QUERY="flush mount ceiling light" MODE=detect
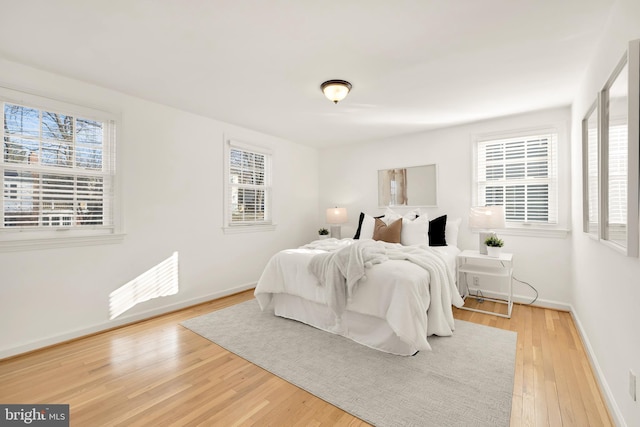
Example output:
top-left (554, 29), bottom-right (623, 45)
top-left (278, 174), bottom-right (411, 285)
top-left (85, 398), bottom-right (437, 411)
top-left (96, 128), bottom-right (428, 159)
top-left (321, 79), bottom-right (352, 104)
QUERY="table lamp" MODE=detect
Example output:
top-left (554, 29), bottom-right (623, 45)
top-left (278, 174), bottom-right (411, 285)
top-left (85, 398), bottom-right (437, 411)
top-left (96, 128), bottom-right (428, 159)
top-left (326, 207), bottom-right (348, 239)
top-left (469, 206), bottom-right (506, 254)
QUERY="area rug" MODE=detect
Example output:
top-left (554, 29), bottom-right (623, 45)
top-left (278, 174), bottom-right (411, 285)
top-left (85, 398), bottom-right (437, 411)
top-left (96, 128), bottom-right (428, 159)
top-left (182, 300), bottom-right (516, 427)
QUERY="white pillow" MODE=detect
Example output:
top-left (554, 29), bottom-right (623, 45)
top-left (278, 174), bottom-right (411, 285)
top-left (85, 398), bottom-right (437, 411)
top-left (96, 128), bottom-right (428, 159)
top-left (358, 214), bottom-right (377, 239)
top-left (445, 217), bottom-right (462, 247)
top-left (383, 207), bottom-right (428, 245)
top-left (381, 207), bottom-right (402, 225)
top-left (382, 207), bottom-right (421, 224)
top-left (402, 215), bottom-right (429, 246)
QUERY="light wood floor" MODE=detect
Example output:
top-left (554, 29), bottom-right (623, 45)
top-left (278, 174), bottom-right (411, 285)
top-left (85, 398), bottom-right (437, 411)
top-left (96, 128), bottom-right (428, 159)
top-left (0, 290), bottom-right (612, 426)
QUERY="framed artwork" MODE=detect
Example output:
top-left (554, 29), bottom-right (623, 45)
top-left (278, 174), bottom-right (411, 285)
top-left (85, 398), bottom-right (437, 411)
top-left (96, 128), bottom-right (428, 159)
top-left (378, 164), bottom-right (437, 207)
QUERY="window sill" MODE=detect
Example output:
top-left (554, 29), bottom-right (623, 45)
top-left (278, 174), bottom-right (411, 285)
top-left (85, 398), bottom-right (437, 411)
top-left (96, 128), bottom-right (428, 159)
top-left (497, 227), bottom-right (570, 239)
top-left (222, 223), bottom-right (277, 234)
top-left (0, 232), bottom-right (125, 252)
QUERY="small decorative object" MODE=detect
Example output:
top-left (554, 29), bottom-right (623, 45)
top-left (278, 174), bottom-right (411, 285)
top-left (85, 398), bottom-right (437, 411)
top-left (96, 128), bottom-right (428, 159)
top-left (318, 228), bottom-right (329, 239)
top-left (484, 235), bottom-right (504, 257)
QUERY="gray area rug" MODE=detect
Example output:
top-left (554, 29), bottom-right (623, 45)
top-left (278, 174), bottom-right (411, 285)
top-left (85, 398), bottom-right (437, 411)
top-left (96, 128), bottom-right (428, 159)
top-left (182, 300), bottom-right (516, 427)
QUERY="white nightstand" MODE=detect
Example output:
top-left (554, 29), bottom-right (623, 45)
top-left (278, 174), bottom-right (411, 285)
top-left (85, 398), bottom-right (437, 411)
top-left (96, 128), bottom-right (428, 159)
top-left (456, 249), bottom-right (513, 318)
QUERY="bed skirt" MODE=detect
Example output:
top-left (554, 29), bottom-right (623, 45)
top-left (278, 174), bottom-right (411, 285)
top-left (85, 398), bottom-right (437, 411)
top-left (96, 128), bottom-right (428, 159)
top-left (272, 293), bottom-right (418, 356)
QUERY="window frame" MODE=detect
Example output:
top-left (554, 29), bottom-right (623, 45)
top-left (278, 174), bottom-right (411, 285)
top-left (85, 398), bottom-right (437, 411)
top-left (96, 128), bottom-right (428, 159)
top-left (222, 138), bottom-right (275, 234)
top-left (0, 85), bottom-right (123, 251)
top-left (472, 127), bottom-right (565, 237)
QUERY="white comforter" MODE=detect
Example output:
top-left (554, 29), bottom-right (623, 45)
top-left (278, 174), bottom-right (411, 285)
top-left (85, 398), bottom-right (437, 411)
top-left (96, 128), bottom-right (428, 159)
top-left (254, 238), bottom-right (464, 351)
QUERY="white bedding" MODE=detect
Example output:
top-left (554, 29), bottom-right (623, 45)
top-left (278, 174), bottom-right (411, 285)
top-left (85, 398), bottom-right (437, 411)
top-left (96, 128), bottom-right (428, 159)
top-left (254, 238), bottom-right (464, 354)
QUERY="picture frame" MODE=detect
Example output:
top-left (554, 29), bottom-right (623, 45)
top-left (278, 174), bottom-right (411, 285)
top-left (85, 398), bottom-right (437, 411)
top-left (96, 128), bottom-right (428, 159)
top-left (378, 164), bottom-right (437, 207)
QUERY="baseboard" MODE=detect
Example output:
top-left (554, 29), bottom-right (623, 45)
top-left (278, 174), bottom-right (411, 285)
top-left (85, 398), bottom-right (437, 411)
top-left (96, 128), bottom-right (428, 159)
top-left (569, 306), bottom-right (625, 427)
top-left (469, 289), bottom-right (572, 311)
top-left (0, 282), bottom-right (256, 360)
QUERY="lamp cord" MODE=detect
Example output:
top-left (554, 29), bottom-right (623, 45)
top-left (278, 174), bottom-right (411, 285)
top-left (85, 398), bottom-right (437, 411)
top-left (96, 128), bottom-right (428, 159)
top-left (499, 260), bottom-right (538, 305)
top-left (462, 264), bottom-right (538, 305)
top-left (513, 275), bottom-right (538, 305)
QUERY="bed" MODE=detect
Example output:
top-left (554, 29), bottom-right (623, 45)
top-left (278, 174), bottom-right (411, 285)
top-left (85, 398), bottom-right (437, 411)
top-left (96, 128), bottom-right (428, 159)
top-left (254, 210), bottom-right (465, 356)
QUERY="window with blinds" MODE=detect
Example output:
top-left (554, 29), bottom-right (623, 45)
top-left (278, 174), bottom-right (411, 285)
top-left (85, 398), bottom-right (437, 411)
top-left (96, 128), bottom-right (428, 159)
top-left (476, 133), bottom-right (558, 225)
top-left (225, 141), bottom-right (271, 228)
top-left (1, 99), bottom-right (116, 235)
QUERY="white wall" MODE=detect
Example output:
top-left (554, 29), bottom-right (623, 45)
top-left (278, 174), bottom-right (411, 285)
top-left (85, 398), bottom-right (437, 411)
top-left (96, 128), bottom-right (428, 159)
top-left (319, 106), bottom-right (572, 307)
top-left (0, 58), bottom-right (319, 358)
top-left (570, 0), bottom-right (640, 425)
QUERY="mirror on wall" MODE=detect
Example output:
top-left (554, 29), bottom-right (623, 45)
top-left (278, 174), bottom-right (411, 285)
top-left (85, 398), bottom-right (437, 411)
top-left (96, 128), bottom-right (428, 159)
top-left (584, 38), bottom-right (640, 257)
top-left (604, 58), bottom-right (629, 248)
top-left (582, 100), bottom-right (599, 236)
top-left (378, 164), bottom-right (437, 207)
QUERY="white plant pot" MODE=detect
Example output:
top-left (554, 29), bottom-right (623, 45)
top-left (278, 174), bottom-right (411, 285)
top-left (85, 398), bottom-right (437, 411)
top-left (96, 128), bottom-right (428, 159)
top-left (486, 246), bottom-right (501, 257)
top-left (318, 235), bottom-right (328, 240)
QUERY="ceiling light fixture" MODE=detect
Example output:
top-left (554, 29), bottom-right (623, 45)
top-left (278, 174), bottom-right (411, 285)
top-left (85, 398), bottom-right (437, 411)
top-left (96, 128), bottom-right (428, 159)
top-left (321, 79), bottom-right (352, 104)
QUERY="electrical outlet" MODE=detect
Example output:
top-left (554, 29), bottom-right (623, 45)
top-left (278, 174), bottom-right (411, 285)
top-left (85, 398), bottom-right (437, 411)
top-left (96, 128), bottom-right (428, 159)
top-left (630, 370), bottom-right (637, 402)
top-left (472, 276), bottom-right (480, 287)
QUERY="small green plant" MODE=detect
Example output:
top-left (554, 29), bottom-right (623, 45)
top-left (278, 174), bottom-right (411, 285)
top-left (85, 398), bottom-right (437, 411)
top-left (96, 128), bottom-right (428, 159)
top-left (484, 235), bottom-right (504, 247)
top-left (318, 228), bottom-right (329, 235)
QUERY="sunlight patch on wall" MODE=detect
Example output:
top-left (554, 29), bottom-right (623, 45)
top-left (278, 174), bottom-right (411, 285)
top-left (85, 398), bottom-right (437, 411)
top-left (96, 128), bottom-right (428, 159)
top-left (109, 252), bottom-right (179, 320)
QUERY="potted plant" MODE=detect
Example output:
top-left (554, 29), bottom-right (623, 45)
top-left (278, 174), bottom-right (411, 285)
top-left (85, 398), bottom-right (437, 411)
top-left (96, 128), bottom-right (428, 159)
top-left (484, 235), bottom-right (504, 257)
top-left (318, 228), bottom-right (329, 239)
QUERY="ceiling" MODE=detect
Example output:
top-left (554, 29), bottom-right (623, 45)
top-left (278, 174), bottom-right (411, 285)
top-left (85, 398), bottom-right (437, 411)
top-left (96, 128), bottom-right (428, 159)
top-left (0, 0), bottom-right (614, 148)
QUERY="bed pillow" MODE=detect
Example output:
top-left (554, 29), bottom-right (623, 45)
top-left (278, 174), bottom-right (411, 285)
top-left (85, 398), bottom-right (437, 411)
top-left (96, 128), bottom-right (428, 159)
top-left (401, 215), bottom-right (429, 246)
top-left (372, 218), bottom-right (402, 243)
top-left (381, 207), bottom-right (401, 225)
top-left (353, 212), bottom-right (384, 239)
top-left (382, 207), bottom-right (420, 224)
top-left (445, 217), bottom-right (462, 247)
top-left (354, 208), bottom-right (423, 240)
top-left (428, 215), bottom-right (447, 246)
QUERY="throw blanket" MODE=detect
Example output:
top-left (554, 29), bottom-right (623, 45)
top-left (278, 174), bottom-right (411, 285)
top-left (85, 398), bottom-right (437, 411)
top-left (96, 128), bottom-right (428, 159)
top-left (308, 239), bottom-right (463, 336)
top-left (308, 239), bottom-right (388, 319)
top-left (386, 244), bottom-right (464, 335)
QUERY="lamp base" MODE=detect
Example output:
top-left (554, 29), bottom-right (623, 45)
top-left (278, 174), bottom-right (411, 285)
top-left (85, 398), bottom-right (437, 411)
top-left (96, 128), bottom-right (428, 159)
top-left (330, 225), bottom-right (342, 240)
top-left (479, 231), bottom-right (496, 255)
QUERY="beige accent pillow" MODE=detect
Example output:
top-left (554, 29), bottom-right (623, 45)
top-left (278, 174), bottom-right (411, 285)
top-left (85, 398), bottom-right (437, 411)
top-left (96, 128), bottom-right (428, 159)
top-left (372, 218), bottom-right (402, 243)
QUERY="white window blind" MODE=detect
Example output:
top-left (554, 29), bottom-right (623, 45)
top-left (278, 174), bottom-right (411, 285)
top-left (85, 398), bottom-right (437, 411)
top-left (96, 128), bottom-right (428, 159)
top-left (225, 141), bottom-right (271, 227)
top-left (476, 133), bottom-right (558, 224)
top-left (2, 101), bottom-right (116, 233)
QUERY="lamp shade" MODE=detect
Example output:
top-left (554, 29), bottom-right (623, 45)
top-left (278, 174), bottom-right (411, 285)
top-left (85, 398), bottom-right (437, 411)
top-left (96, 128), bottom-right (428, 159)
top-left (326, 207), bottom-right (348, 224)
top-left (469, 206), bottom-right (506, 229)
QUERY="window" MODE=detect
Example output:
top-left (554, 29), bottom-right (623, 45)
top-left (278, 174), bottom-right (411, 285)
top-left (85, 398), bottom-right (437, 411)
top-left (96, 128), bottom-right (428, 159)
top-left (475, 132), bottom-right (558, 226)
top-left (1, 88), bottom-right (118, 247)
top-left (223, 139), bottom-right (273, 232)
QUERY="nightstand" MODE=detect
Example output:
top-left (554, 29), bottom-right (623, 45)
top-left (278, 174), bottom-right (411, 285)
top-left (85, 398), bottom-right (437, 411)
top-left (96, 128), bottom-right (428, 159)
top-left (456, 249), bottom-right (513, 318)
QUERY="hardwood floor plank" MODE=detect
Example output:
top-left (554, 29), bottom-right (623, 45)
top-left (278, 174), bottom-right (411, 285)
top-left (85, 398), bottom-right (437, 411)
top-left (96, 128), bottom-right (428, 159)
top-left (0, 290), bottom-right (612, 426)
